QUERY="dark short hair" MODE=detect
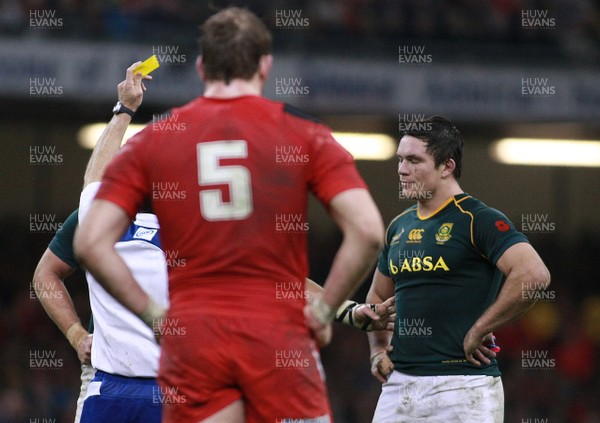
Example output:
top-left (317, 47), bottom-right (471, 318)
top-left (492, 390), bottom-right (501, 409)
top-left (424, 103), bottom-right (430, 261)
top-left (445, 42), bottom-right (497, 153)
top-left (199, 7), bottom-right (272, 84)
top-left (402, 116), bottom-right (464, 179)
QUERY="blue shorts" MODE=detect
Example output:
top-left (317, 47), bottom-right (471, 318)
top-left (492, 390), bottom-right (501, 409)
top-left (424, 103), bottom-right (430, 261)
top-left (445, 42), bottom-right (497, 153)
top-left (80, 370), bottom-right (162, 423)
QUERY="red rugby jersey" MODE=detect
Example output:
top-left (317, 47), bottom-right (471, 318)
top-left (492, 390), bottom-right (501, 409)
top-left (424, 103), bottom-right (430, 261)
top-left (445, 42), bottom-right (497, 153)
top-left (96, 95), bottom-right (367, 318)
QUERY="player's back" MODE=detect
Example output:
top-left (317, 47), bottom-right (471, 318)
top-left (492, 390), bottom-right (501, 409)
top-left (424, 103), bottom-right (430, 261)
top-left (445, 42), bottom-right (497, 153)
top-left (79, 183), bottom-right (168, 377)
top-left (129, 95), bottom-right (361, 318)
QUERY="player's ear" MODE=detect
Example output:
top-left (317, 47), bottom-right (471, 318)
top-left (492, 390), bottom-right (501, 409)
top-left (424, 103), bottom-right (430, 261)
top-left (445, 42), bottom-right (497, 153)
top-left (441, 159), bottom-right (456, 178)
top-left (258, 54), bottom-right (273, 82)
top-left (196, 55), bottom-right (206, 80)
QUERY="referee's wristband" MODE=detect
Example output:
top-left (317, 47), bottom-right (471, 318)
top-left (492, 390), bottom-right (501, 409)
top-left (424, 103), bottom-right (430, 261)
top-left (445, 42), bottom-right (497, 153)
top-left (139, 298), bottom-right (166, 328)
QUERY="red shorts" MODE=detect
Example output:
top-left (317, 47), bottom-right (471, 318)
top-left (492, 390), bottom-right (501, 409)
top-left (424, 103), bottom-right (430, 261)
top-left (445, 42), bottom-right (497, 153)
top-left (158, 307), bottom-right (332, 422)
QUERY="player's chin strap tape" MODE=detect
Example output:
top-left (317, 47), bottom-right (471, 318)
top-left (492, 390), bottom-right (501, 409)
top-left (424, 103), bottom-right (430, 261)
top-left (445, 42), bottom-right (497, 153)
top-left (334, 301), bottom-right (376, 331)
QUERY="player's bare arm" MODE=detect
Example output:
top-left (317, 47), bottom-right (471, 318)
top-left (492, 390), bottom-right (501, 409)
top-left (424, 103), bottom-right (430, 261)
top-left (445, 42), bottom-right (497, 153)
top-left (463, 242), bottom-right (550, 366)
top-left (33, 248), bottom-right (92, 364)
top-left (305, 278), bottom-right (395, 331)
top-left (305, 188), bottom-right (384, 346)
top-left (82, 62), bottom-right (150, 188)
top-left (366, 269), bottom-right (395, 383)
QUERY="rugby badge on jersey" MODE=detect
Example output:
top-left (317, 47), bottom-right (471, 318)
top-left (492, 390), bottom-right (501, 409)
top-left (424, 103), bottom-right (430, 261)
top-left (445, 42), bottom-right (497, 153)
top-left (435, 223), bottom-right (453, 244)
top-left (391, 227), bottom-right (405, 245)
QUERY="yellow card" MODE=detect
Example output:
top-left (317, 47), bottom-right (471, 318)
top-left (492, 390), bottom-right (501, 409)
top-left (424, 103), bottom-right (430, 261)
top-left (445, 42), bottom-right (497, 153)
top-left (133, 55), bottom-right (160, 76)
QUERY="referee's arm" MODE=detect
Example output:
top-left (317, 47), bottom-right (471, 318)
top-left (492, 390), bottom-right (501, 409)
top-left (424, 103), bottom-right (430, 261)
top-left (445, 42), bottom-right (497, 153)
top-left (82, 62), bottom-right (148, 189)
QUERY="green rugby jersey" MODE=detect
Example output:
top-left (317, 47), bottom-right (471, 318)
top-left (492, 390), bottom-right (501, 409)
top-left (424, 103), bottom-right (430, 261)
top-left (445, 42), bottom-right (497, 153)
top-left (48, 209), bottom-right (79, 268)
top-left (377, 193), bottom-right (528, 376)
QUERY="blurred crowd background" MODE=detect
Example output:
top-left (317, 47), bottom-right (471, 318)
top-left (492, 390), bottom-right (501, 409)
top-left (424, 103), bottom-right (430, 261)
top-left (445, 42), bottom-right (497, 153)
top-left (1, 0), bottom-right (598, 59)
top-left (1, 0), bottom-right (599, 422)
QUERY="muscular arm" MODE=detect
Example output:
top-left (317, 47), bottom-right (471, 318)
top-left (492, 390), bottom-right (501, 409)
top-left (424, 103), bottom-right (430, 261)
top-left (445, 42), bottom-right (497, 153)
top-left (366, 269), bottom-right (395, 382)
top-left (33, 249), bottom-right (91, 363)
top-left (464, 242), bottom-right (550, 365)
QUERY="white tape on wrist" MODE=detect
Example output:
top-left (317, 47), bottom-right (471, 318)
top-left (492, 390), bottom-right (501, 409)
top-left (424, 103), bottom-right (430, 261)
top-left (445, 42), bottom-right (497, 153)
top-left (334, 300), bottom-right (358, 326)
top-left (65, 322), bottom-right (88, 349)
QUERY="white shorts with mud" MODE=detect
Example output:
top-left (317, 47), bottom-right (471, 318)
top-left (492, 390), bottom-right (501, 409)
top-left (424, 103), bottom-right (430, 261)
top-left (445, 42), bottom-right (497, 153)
top-left (372, 370), bottom-right (504, 423)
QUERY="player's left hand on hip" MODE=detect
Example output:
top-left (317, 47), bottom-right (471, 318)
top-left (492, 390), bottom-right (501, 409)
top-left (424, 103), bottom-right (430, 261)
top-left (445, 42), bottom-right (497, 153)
top-left (463, 329), bottom-right (497, 366)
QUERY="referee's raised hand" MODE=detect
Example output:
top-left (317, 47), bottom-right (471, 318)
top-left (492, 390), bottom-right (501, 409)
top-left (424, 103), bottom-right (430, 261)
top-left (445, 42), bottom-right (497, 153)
top-left (117, 62), bottom-right (153, 112)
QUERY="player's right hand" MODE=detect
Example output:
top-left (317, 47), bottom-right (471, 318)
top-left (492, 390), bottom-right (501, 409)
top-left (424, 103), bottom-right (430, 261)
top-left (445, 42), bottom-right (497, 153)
top-left (117, 62), bottom-right (153, 112)
top-left (355, 296), bottom-right (396, 331)
top-left (370, 345), bottom-right (394, 383)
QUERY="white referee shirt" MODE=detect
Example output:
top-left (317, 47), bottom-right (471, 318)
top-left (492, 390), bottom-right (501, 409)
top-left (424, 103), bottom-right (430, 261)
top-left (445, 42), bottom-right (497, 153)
top-left (79, 182), bottom-right (168, 377)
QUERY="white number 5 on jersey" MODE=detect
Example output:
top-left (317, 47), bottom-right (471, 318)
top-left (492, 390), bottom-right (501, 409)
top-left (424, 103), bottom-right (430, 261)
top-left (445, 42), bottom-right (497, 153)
top-left (197, 140), bottom-right (253, 221)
